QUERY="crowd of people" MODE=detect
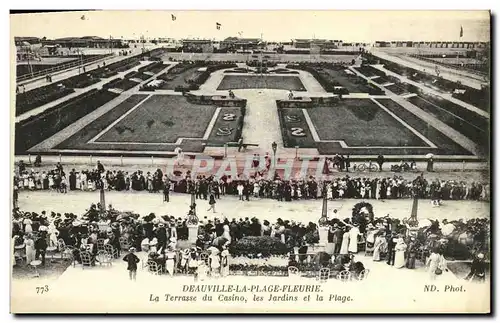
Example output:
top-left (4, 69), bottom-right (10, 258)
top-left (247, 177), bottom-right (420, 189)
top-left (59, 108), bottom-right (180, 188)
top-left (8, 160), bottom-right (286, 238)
top-left (14, 160), bottom-right (490, 204)
top-left (12, 196), bottom-right (489, 282)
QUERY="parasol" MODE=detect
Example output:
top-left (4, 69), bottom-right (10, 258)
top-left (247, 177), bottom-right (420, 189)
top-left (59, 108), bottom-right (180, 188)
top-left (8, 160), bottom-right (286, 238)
top-left (425, 153), bottom-right (434, 159)
top-left (212, 236), bottom-right (228, 247)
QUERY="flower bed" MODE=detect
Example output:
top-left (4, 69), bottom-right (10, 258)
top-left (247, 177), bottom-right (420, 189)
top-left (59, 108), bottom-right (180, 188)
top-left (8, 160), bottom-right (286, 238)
top-left (15, 89), bottom-right (119, 153)
top-left (16, 83), bottom-right (75, 116)
top-left (229, 236), bottom-right (289, 257)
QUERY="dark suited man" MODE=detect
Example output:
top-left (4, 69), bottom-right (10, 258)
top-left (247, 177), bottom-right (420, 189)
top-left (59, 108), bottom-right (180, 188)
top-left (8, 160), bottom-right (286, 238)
top-left (163, 178), bottom-right (170, 202)
top-left (35, 231), bottom-right (48, 266)
top-left (386, 233), bottom-right (397, 266)
top-left (377, 155), bottom-right (385, 172)
top-left (333, 224), bottom-right (343, 254)
top-left (156, 223), bottom-right (168, 252)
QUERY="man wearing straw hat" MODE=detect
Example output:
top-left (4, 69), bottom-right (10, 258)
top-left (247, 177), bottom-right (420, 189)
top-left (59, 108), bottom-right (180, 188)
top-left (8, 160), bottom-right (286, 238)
top-left (123, 247), bottom-right (140, 281)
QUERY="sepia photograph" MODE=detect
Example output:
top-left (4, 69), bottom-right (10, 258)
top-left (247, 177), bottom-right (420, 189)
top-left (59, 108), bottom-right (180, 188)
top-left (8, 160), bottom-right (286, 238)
top-left (9, 9), bottom-right (491, 314)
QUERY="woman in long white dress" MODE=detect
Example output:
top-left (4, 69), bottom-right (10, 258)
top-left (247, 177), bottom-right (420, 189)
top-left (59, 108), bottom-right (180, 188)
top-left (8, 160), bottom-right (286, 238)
top-left (165, 246), bottom-right (176, 277)
top-left (220, 244), bottom-right (230, 277)
top-left (24, 218), bottom-right (33, 234)
top-left (339, 228), bottom-right (350, 255)
top-left (24, 234), bottom-right (36, 265)
top-left (222, 225), bottom-right (231, 243)
top-left (426, 249), bottom-right (446, 280)
top-left (394, 237), bottom-right (407, 268)
top-left (372, 233), bottom-right (386, 261)
top-left (348, 225), bottom-right (360, 254)
top-left (48, 175), bottom-right (55, 190)
top-left (12, 236), bottom-right (18, 267)
top-left (208, 249), bottom-right (221, 278)
top-left (48, 223), bottom-right (59, 248)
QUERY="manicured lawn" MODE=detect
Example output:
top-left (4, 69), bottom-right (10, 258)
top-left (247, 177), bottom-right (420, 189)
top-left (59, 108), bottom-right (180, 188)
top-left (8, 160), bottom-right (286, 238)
top-left (217, 75), bottom-right (306, 91)
top-left (308, 99), bottom-right (428, 147)
top-left (55, 95), bottom-right (214, 153)
top-left (56, 94), bottom-right (149, 149)
top-left (95, 95), bottom-right (216, 143)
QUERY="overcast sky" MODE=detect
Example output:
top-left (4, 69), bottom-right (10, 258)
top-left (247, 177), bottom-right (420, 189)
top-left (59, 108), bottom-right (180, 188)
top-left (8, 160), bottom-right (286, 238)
top-left (10, 10), bottom-right (490, 42)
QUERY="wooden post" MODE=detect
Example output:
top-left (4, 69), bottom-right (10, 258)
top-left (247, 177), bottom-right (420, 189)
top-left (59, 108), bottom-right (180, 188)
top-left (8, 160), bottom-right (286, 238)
top-left (462, 160), bottom-right (466, 172)
top-left (121, 155), bottom-right (123, 166)
top-left (59, 154), bottom-right (62, 163)
top-left (151, 156), bottom-right (154, 166)
top-left (28, 154), bottom-right (31, 164)
top-left (224, 143), bottom-right (228, 159)
top-left (90, 155), bottom-right (93, 165)
top-left (295, 146), bottom-right (299, 160)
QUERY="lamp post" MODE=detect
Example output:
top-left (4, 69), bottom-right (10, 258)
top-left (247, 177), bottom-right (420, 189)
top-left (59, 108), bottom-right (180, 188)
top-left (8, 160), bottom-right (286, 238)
top-left (317, 183), bottom-right (329, 251)
top-left (271, 141), bottom-right (277, 169)
top-left (99, 179), bottom-right (106, 216)
top-left (187, 185), bottom-right (199, 244)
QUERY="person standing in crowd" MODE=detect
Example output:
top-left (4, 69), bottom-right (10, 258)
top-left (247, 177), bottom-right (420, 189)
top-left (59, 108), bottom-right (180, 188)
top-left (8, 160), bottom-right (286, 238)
top-left (348, 223), bottom-right (360, 254)
top-left (123, 247), bottom-right (140, 281)
top-left (165, 245), bottom-right (177, 277)
top-left (339, 227), bottom-right (350, 255)
top-left (426, 248), bottom-right (447, 280)
top-left (386, 233), bottom-right (397, 266)
top-left (35, 228), bottom-right (48, 266)
top-left (235, 182), bottom-right (243, 201)
top-left (333, 224), bottom-right (344, 255)
top-left (394, 235), bottom-right (407, 268)
top-left (377, 154), bottom-right (385, 172)
top-left (372, 232), bottom-right (386, 261)
top-left (464, 253), bottom-right (486, 282)
top-left (345, 155), bottom-right (351, 172)
top-left (96, 161), bottom-right (105, 174)
top-left (427, 156), bottom-right (434, 172)
top-left (163, 176), bottom-right (170, 202)
top-left (24, 233), bottom-right (36, 265)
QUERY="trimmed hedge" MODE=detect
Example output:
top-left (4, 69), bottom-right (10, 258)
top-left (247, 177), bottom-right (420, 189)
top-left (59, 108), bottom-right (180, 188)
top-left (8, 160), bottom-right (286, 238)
top-left (229, 236), bottom-right (289, 257)
top-left (16, 84), bottom-right (75, 116)
top-left (15, 89), bottom-right (119, 153)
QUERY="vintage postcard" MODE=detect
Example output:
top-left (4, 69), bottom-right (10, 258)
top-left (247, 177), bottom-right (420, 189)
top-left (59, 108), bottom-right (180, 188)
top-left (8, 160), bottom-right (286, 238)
top-left (10, 10), bottom-right (491, 314)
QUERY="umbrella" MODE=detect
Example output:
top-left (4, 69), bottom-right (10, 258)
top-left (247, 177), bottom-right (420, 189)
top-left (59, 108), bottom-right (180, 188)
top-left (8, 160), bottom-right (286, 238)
top-left (212, 236), bottom-right (228, 247)
top-left (441, 224), bottom-right (456, 236)
top-left (425, 153), bottom-right (434, 159)
top-left (417, 218), bottom-right (432, 228)
top-left (207, 246), bottom-right (219, 254)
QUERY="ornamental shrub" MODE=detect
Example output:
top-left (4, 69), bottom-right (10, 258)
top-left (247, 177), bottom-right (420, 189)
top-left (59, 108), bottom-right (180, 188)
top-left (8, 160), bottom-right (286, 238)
top-left (229, 236), bottom-right (289, 257)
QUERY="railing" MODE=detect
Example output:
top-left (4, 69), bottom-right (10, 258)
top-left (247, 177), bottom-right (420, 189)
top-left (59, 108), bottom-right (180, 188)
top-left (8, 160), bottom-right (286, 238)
top-left (16, 54), bottom-right (114, 83)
